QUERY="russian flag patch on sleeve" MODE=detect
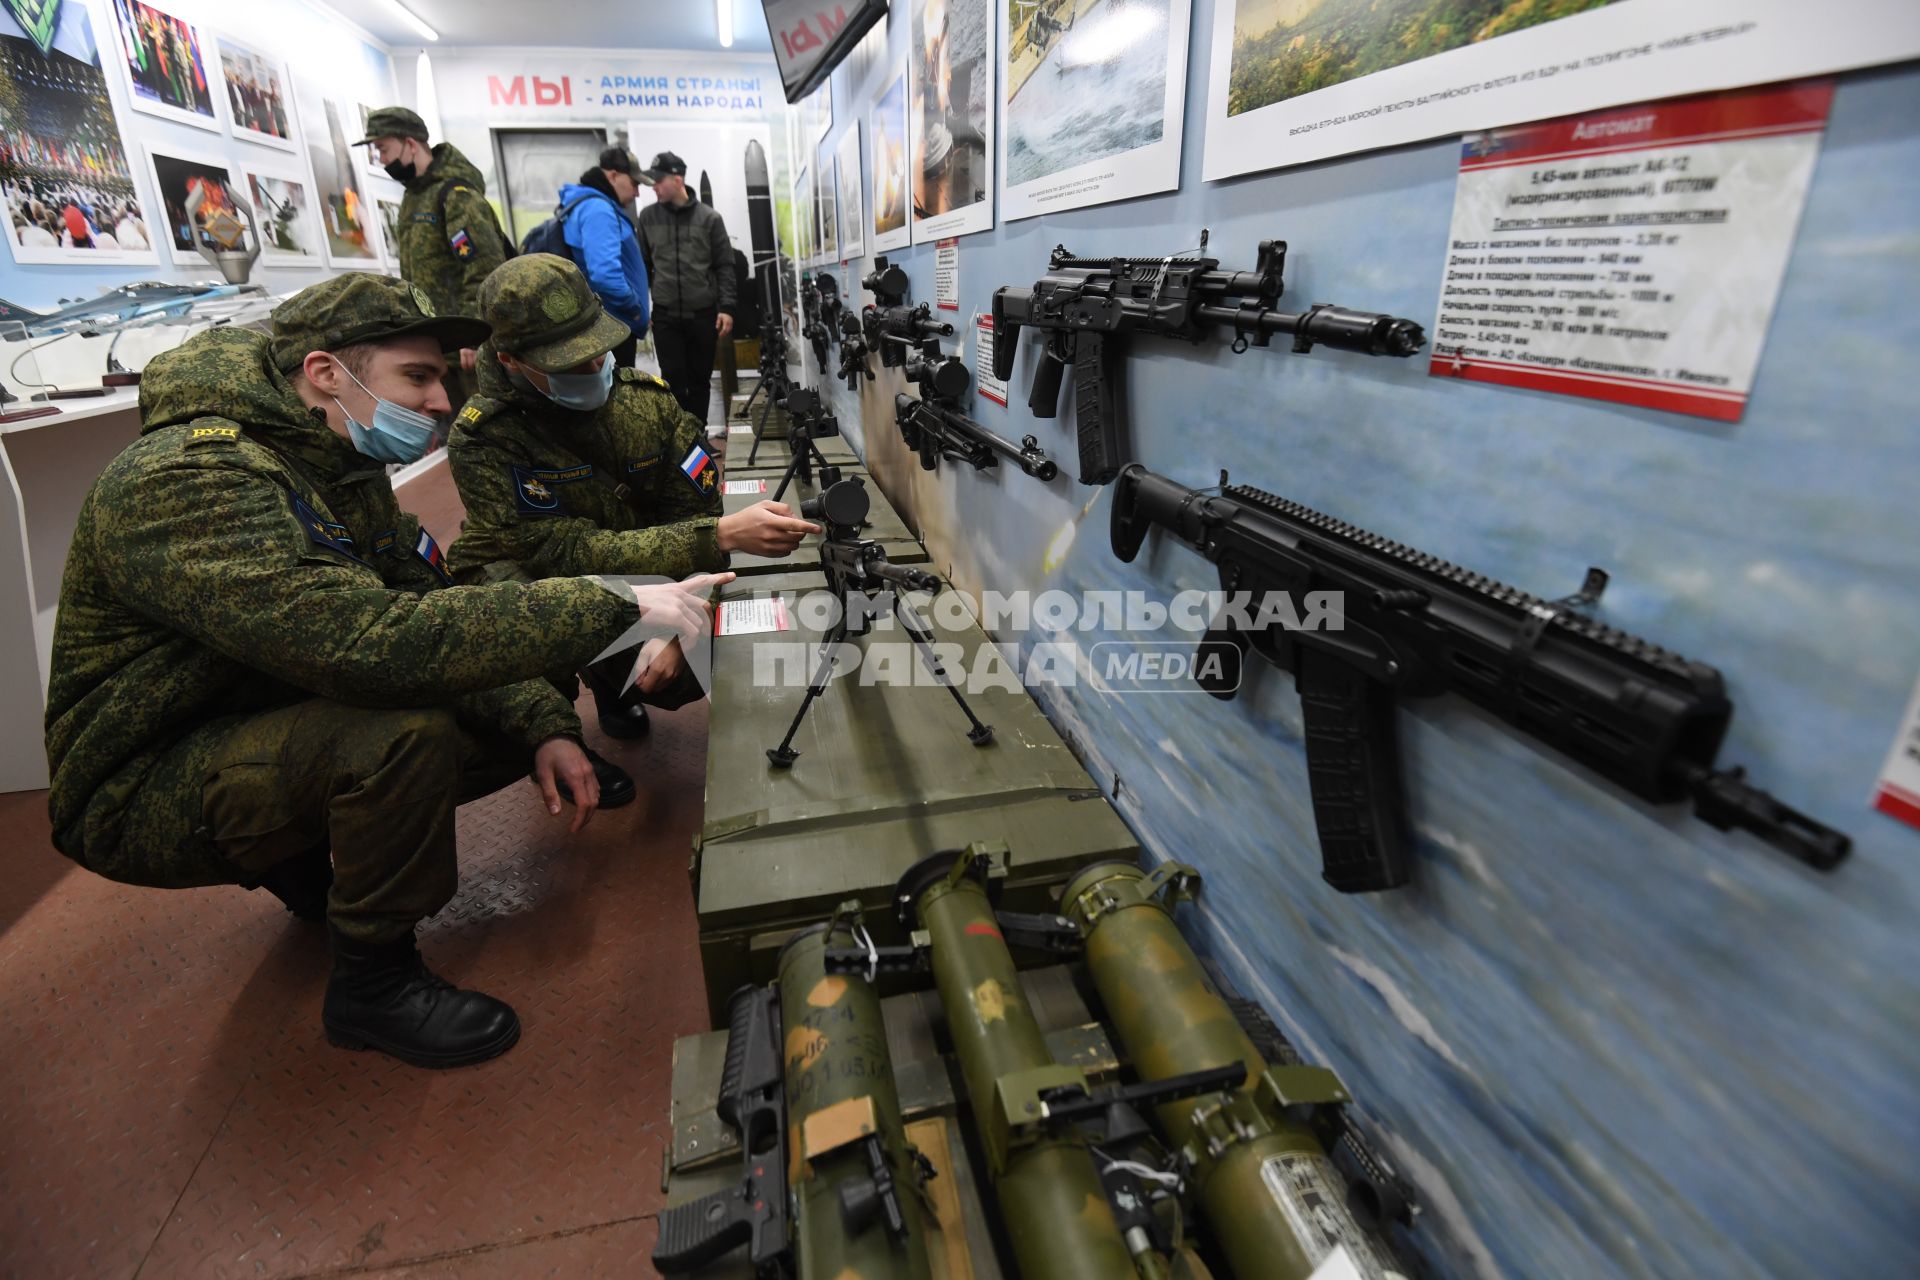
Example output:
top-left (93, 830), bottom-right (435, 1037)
top-left (679, 443), bottom-right (718, 496)
top-left (415, 528), bottom-right (451, 584)
top-left (450, 228), bottom-right (473, 259)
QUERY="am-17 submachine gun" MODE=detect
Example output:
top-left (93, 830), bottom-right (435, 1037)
top-left (992, 237), bottom-right (1427, 484)
top-left (894, 346), bottom-right (1058, 481)
top-left (859, 257), bottom-right (953, 372)
top-left (1110, 464), bottom-right (1852, 892)
top-left (652, 984), bottom-right (790, 1275)
top-left (766, 478), bottom-right (994, 768)
top-left (653, 912), bottom-right (942, 1279)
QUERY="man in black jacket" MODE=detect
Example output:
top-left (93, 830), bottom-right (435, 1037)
top-left (636, 151), bottom-right (737, 420)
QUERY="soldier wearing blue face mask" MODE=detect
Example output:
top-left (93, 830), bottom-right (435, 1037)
top-left (43, 272), bottom-right (735, 1069)
top-left (447, 256), bottom-right (817, 761)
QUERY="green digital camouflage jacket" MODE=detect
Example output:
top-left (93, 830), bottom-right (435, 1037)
top-left (445, 349), bottom-right (725, 583)
top-left (44, 327), bottom-right (639, 867)
top-left (397, 144), bottom-right (511, 318)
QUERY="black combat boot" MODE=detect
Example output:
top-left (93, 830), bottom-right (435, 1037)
top-left (256, 848), bottom-right (333, 921)
top-left (579, 662), bottom-right (651, 740)
top-left (322, 930), bottom-right (520, 1068)
top-left (557, 747), bottom-right (636, 809)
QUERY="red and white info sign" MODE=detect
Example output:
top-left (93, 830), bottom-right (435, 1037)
top-left (1429, 81), bottom-right (1832, 421)
top-left (1873, 675), bottom-right (1920, 833)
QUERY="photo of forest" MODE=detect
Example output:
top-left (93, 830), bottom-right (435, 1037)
top-left (1228, 0), bottom-right (1623, 117)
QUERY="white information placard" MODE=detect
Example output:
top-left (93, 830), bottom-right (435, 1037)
top-left (973, 314), bottom-right (1008, 407)
top-left (715, 596), bottom-right (792, 637)
top-left (1873, 674), bottom-right (1920, 834)
top-left (935, 239), bottom-right (960, 313)
top-left (723, 479), bottom-right (768, 496)
top-left (1428, 81), bottom-right (1829, 422)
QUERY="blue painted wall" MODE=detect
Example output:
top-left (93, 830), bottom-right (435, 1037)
top-left (805, 5), bottom-right (1920, 1277)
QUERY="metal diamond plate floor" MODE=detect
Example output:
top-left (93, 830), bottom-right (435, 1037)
top-left (1, 460), bottom-right (713, 1279)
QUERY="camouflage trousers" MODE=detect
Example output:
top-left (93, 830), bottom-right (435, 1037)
top-left (100, 699), bottom-right (531, 944)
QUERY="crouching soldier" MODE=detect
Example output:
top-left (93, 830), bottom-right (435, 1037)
top-left (44, 274), bottom-right (728, 1068)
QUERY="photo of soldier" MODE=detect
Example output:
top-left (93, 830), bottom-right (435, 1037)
top-left (217, 36), bottom-right (293, 148)
top-left (146, 149), bottom-right (238, 256)
top-left (109, 0), bottom-right (217, 128)
top-left (1, 0), bottom-right (156, 263)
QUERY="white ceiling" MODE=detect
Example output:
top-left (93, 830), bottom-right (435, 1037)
top-left (319, 0), bottom-right (775, 53)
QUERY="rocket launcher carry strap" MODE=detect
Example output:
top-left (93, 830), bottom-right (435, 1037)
top-left (652, 985), bottom-right (790, 1274)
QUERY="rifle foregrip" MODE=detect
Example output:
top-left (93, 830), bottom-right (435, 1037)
top-left (1073, 332), bottom-right (1119, 485)
top-left (715, 984), bottom-right (763, 1128)
top-left (652, 1189), bottom-right (751, 1273)
top-left (1296, 648), bottom-right (1411, 892)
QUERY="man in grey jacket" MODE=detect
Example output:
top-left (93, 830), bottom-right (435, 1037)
top-left (636, 151), bottom-right (737, 420)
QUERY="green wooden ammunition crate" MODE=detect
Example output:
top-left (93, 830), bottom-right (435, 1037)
top-left (695, 573), bottom-right (1138, 1024)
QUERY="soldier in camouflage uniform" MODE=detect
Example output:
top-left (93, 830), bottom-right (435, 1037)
top-left (44, 274), bottom-right (729, 1069)
top-left (356, 106), bottom-right (511, 405)
top-left (448, 255), bottom-right (816, 746)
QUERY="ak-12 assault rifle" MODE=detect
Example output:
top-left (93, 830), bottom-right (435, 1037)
top-left (1110, 464), bottom-right (1851, 892)
top-left (836, 313), bottom-right (875, 391)
top-left (992, 237), bottom-right (1427, 485)
top-left (652, 985), bottom-right (789, 1274)
top-left (802, 271), bottom-right (844, 367)
top-left (860, 255), bottom-right (953, 370)
top-left (894, 348), bottom-right (1058, 481)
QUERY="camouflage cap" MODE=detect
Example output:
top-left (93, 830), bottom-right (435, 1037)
top-left (479, 254), bottom-right (632, 373)
top-left (268, 274), bottom-right (491, 372)
top-left (353, 106), bottom-right (429, 145)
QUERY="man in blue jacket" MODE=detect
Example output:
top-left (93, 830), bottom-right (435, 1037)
top-left (557, 148), bottom-right (651, 368)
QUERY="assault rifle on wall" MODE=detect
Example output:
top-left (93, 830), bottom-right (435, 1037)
top-left (1109, 464), bottom-right (1852, 892)
top-left (992, 237), bottom-right (1427, 484)
top-left (861, 255), bottom-right (953, 371)
top-left (894, 348), bottom-right (1058, 481)
top-left (836, 313), bottom-right (874, 391)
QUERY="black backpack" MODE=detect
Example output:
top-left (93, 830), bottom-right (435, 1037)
top-left (518, 193), bottom-right (596, 263)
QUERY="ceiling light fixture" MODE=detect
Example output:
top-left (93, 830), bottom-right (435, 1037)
top-left (381, 0), bottom-right (439, 43)
top-left (716, 0), bottom-right (733, 48)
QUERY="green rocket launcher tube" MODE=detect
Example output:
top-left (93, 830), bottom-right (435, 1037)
top-left (897, 848), bottom-right (1150, 1280)
top-left (776, 918), bottom-right (937, 1280)
top-left (1062, 860), bottom-right (1407, 1280)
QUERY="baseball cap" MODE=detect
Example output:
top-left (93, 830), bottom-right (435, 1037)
top-left (595, 147), bottom-right (648, 185)
top-left (269, 276), bottom-right (489, 372)
top-left (353, 106), bottom-right (429, 146)
top-left (641, 151), bottom-right (688, 184)
top-left (479, 254), bottom-right (632, 374)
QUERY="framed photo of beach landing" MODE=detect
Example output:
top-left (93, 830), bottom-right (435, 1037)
top-left (212, 31), bottom-right (298, 153)
top-left (999, 0), bottom-right (1192, 221)
top-left (1, 0), bottom-right (161, 265)
top-left (108, 0), bottom-right (223, 133)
